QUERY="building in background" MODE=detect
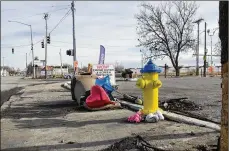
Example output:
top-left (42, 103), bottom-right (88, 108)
top-left (53, 66), bottom-right (68, 76)
top-left (1, 68), bottom-right (9, 77)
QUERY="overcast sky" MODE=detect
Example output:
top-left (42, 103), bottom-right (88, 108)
top-left (1, 1), bottom-right (220, 70)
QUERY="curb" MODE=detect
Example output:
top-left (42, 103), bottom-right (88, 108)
top-left (120, 101), bottom-right (220, 131)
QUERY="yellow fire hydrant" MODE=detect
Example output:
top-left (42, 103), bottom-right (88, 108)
top-left (136, 59), bottom-right (162, 115)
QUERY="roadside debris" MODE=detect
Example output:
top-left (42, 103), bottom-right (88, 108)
top-left (100, 135), bottom-right (164, 151)
top-left (127, 110), bottom-right (164, 123)
top-left (123, 94), bottom-right (143, 105)
top-left (66, 141), bottom-right (75, 144)
top-left (196, 144), bottom-right (211, 151)
top-left (127, 111), bottom-right (142, 123)
top-left (84, 102), bottom-right (122, 111)
top-left (159, 97), bottom-right (202, 112)
top-left (85, 85), bottom-right (115, 108)
top-left (71, 75), bottom-right (122, 111)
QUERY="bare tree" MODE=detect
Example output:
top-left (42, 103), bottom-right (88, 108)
top-left (26, 62), bottom-right (33, 76)
top-left (136, 1), bottom-right (198, 76)
top-left (115, 65), bottom-right (124, 72)
top-left (115, 63), bottom-right (124, 73)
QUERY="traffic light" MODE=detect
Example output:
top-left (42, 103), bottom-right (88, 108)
top-left (41, 41), bottom-right (44, 48)
top-left (12, 48), bottom-right (14, 54)
top-left (47, 35), bottom-right (50, 44)
top-left (66, 50), bottom-right (73, 56)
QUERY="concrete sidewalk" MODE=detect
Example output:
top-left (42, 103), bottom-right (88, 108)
top-left (1, 83), bottom-right (219, 151)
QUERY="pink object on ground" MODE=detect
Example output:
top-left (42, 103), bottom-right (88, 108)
top-left (127, 111), bottom-right (142, 123)
top-left (86, 85), bottom-right (115, 108)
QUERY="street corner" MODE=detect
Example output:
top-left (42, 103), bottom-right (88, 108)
top-left (0, 79), bottom-right (221, 151)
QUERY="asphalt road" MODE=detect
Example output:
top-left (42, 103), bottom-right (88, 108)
top-left (1, 76), bottom-right (70, 91)
top-left (1, 76), bottom-right (70, 106)
top-left (1, 76), bottom-right (22, 91)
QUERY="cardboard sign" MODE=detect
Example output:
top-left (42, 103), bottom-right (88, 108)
top-left (92, 64), bottom-right (116, 85)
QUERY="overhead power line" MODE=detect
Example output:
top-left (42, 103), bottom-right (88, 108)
top-left (1, 44), bottom-right (32, 48)
top-left (50, 4), bottom-right (71, 8)
top-left (1, 37), bottom-right (138, 48)
top-left (1, 39), bottom-right (43, 48)
top-left (47, 7), bottom-right (69, 14)
top-left (10, 7), bottom-right (69, 20)
top-left (48, 44), bottom-right (138, 48)
top-left (49, 9), bottom-right (71, 34)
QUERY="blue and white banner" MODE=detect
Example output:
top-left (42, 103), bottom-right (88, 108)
top-left (98, 45), bottom-right (105, 64)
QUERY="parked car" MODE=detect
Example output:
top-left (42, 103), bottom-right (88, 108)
top-left (64, 73), bottom-right (74, 79)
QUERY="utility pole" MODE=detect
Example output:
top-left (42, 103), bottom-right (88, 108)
top-left (197, 21), bottom-right (200, 76)
top-left (164, 64), bottom-right (167, 78)
top-left (2, 57), bottom-right (4, 71)
top-left (193, 18), bottom-right (204, 76)
top-left (210, 35), bottom-right (213, 66)
top-left (26, 53), bottom-right (28, 68)
top-left (71, 1), bottom-right (77, 75)
top-left (30, 26), bottom-right (35, 79)
top-left (59, 49), bottom-right (63, 76)
top-left (26, 53), bottom-right (28, 77)
top-left (44, 13), bottom-right (49, 79)
top-left (204, 22), bottom-right (207, 77)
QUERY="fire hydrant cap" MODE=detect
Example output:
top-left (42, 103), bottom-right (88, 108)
top-left (140, 59), bottom-right (161, 73)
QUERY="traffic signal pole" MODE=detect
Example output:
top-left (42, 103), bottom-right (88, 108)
top-left (44, 13), bottom-right (48, 79)
top-left (8, 20), bottom-right (35, 78)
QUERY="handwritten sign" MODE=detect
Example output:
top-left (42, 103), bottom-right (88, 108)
top-left (92, 64), bottom-right (116, 85)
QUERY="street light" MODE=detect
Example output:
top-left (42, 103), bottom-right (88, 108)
top-left (8, 20), bottom-right (35, 79)
top-left (207, 27), bottom-right (219, 67)
top-left (193, 18), bottom-right (204, 76)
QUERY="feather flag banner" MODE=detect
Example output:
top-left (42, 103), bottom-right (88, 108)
top-left (98, 45), bottom-right (105, 64)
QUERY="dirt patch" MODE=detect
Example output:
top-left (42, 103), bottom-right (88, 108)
top-left (100, 135), bottom-right (164, 151)
top-left (159, 97), bottom-right (202, 112)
